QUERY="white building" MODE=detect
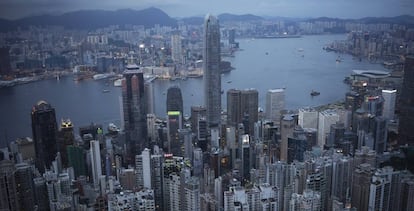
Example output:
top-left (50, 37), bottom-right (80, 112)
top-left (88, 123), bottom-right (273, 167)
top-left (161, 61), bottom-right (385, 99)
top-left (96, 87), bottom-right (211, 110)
top-left (90, 140), bottom-right (102, 189)
top-left (318, 109), bottom-right (340, 147)
top-left (381, 89), bottom-right (397, 120)
top-left (265, 89), bottom-right (285, 123)
top-left (298, 107), bottom-right (318, 129)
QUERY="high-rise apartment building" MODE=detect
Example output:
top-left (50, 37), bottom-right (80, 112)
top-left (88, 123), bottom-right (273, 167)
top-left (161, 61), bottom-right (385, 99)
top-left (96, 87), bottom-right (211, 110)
top-left (204, 14), bottom-right (221, 128)
top-left (265, 88), bottom-right (285, 123)
top-left (171, 33), bottom-right (183, 64)
top-left (399, 56), bottom-right (414, 145)
top-left (122, 65), bottom-right (148, 163)
top-left (31, 100), bottom-right (58, 173)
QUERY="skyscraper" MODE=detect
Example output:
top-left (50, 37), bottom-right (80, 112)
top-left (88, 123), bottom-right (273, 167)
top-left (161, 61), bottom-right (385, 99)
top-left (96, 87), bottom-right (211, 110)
top-left (166, 86), bottom-right (183, 155)
top-left (0, 159), bottom-right (18, 210)
top-left (381, 89), bottom-right (397, 120)
top-left (31, 100), bottom-right (58, 173)
top-left (204, 14), bottom-right (221, 128)
top-left (227, 89), bottom-right (258, 135)
top-left (171, 32), bottom-right (183, 64)
top-left (122, 65), bottom-right (148, 163)
top-left (280, 115), bottom-right (295, 161)
top-left (90, 140), bottom-right (102, 189)
top-left (265, 89), bottom-right (285, 123)
top-left (399, 56), bottom-right (414, 145)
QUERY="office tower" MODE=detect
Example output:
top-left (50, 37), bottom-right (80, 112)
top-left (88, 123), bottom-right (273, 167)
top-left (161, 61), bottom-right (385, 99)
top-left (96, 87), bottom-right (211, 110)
top-left (147, 113), bottom-right (158, 143)
top-left (198, 117), bottom-right (208, 151)
top-left (240, 134), bottom-right (252, 180)
top-left (265, 88), bottom-right (285, 123)
top-left (14, 163), bottom-right (35, 210)
top-left (280, 115), bottom-right (295, 161)
top-left (90, 140), bottom-right (102, 188)
top-left (327, 123), bottom-right (346, 148)
top-left (345, 91), bottom-right (362, 112)
top-left (135, 148), bottom-right (152, 190)
top-left (363, 94), bottom-right (384, 117)
top-left (227, 89), bottom-right (259, 135)
top-left (287, 127), bottom-right (308, 163)
top-left (171, 33), bottom-right (183, 64)
top-left (0, 159), bottom-right (18, 210)
top-left (181, 129), bottom-right (193, 160)
top-left (318, 109), bottom-right (340, 147)
top-left (298, 107), bottom-right (318, 129)
top-left (290, 189), bottom-right (321, 211)
top-left (67, 145), bottom-right (86, 178)
top-left (167, 86), bottom-right (183, 155)
top-left (399, 56), bottom-right (414, 145)
top-left (0, 46), bottom-right (11, 75)
top-left (191, 106), bottom-right (206, 134)
top-left (351, 163), bottom-right (375, 211)
top-left (122, 65), bottom-right (148, 163)
top-left (203, 14), bottom-right (221, 128)
top-left (31, 100), bottom-right (58, 173)
top-left (306, 171), bottom-right (327, 211)
top-left (33, 177), bottom-right (49, 210)
top-left (381, 89), bottom-right (397, 120)
top-left (145, 80), bottom-right (155, 115)
top-left (57, 119), bottom-right (75, 168)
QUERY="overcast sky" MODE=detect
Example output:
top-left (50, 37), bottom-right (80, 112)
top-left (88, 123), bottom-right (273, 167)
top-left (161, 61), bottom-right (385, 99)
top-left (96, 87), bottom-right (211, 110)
top-left (0, 0), bottom-right (413, 20)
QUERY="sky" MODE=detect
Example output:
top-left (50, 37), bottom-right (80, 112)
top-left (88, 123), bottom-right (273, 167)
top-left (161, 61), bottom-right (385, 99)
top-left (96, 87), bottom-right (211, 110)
top-left (0, 0), bottom-right (413, 20)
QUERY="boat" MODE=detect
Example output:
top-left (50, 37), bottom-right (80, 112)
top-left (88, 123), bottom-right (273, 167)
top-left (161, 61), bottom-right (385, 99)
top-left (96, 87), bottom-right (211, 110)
top-left (102, 89), bottom-right (110, 93)
top-left (310, 90), bottom-right (320, 96)
top-left (336, 56), bottom-right (342, 63)
top-left (113, 79), bottom-right (123, 87)
top-left (93, 72), bottom-right (116, 80)
top-left (227, 81), bottom-right (232, 83)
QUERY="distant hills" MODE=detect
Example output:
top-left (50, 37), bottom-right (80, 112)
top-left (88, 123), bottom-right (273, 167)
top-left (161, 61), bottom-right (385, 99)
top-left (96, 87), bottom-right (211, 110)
top-left (308, 15), bottom-right (414, 27)
top-left (0, 7), bottom-right (413, 32)
top-left (0, 7), bottom-right (177, 32)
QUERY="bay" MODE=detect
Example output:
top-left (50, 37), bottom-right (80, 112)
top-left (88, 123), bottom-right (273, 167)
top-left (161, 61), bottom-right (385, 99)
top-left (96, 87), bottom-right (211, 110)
top-left (0, 34), bottom-right (387, 144)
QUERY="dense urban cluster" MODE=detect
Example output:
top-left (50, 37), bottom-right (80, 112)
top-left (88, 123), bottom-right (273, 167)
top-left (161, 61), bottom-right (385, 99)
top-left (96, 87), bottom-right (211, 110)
top-left (0, 10), bottom-right (414, 211)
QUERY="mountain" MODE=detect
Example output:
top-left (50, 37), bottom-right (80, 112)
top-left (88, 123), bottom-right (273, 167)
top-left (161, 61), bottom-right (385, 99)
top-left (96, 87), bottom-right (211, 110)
top-left (179, 17), bottom-right (204, 25)
top-left (218, 13), bottom-right (264, 22)
top-left (0, 7), bottom-right (177, 32)
top-left (307, 15), bottom-right (414, 27)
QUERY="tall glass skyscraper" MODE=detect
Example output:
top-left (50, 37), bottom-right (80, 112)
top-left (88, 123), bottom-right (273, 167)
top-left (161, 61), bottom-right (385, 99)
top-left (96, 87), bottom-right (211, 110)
top-left (31, 100), bottom-right (58, 173)
top-left (399, 56), bottom-right (414, 145)
top-left (166, 86), bottom-right (183, 155)
top-left (203, 14), bottom-right (221, 128)
top-left (122, 65), bottom-right (148, 164)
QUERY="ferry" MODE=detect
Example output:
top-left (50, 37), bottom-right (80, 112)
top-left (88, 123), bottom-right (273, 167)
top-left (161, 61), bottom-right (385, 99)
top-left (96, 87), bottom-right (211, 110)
top-left (310, 90), bottom-right (320, 96)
